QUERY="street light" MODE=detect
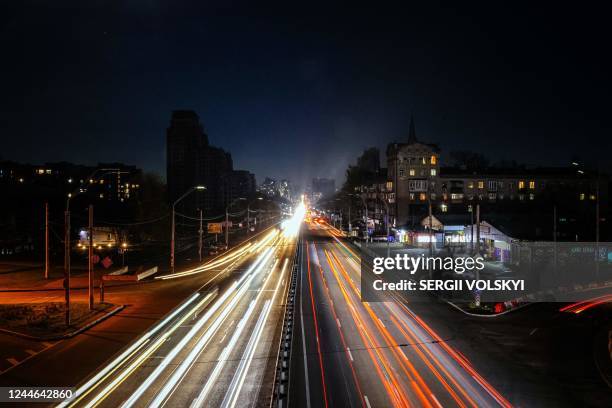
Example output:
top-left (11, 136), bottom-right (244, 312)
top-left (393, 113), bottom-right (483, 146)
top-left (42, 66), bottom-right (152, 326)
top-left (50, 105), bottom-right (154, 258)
top-left (171, 185), bottom-right (206, 273)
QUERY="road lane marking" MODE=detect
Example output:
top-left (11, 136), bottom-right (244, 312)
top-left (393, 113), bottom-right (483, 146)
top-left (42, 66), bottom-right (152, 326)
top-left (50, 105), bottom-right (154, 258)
top-left (300, 241), bottom-right (312, 408)
top-left (346, 347), bottom-right (354, 362)
top-left (430, 393), bottom-right (443, 408)
top-left (364, 395), bottom-right (372, 408)
top-left (336, 318), bottom-right (341, 328)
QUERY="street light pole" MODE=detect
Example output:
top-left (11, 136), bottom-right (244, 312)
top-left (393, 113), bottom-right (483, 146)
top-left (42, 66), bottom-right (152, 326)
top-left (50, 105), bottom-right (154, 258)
top-left (225, 207), bottom-right (229, 247)
top-left (45, 202), bottom-right (49, 280)
top-left (198, 209), bottom-right (203, 263)
top-left (64, 203), bottom-right (70, 326)
top-left (171, 185), bottom-right (206, 273)
top-left (88, 204), bottom-right (94, 310)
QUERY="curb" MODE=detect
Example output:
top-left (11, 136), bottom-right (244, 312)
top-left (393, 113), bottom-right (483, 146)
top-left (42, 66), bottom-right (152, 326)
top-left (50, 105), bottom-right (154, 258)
top-left (0, 304), bottom-right (125, 341)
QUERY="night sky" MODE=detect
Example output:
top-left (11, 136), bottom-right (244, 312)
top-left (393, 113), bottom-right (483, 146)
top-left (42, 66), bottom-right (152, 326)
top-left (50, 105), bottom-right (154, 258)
top-left (2, 2), bottom-right (611, 189)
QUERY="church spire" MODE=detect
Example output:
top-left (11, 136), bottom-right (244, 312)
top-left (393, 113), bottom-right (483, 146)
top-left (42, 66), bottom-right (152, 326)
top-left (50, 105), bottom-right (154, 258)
top-left (408, 115), bottom-right (417, 144)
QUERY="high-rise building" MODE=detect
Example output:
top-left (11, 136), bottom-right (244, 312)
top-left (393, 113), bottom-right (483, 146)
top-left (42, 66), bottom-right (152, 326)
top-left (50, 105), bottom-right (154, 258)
top-left (227, 170), bottom-right (256, 202)
top-left (166, 110), bottom-right (233, 213)
top-left (166, 110), bottom-right (208, 206)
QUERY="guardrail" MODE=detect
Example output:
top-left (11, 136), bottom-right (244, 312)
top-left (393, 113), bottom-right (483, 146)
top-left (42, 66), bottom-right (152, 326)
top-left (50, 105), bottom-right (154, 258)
top-left (270, 234), bottom-right (300, 408)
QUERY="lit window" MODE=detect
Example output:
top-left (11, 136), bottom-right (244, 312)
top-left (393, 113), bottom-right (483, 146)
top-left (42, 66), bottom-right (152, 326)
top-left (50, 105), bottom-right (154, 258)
top-left (589, 194), bottom-right (596, 200)
top-left (467, 182), bottom-right (474, 189)
top-left (37, 169), bottom-right (45, 175)
top-left (422, 157), bottom-right (426, 164)
top-left (579, 193), bottom-right (585, 200)
top-left (451, 193), bottom-right (464, 200)
top-left (409, 169), bottom-right (415, 176)
top-left (409, 193), bottom-right (415, 200)
top-left (399, 168), bottom-right (405, 177)
top-left (529, 181), bottom-right (535, 189)
top-left (518, 180), bottom-right (525, 189)
top-left (386, 181), bottom-right (393, 190)
top-left (477, 181), bottom-right (484, 189)
top-left (99, 193), bottom-right (104, 198)
top-left (430, 155), bottom-right (437, 165)
top-left (529, 193), bottom-right (535, 200)
top-left (419, 193), bottom-right (427, 201)
top-left (430, 169), bottom-right (437, 176)
top-left (441, 203), bottom-right (448, 212)
top-left (488, 193), bottom-right (496, 200)
top-left (45, 169), bottom-right (52, 174)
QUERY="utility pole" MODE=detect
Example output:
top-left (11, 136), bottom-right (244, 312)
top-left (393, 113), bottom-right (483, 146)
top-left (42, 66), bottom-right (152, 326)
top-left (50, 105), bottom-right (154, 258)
top-left (88, 204), bottom-right (94, 310)
top-left (170, 204), bottom-right (176, 272)
top-left (476, 203), bottom-right (480, 256)
top-left (225, 207), bottom-right (229, 247)
top-left (470, 204), bottom-right (474, 255)
top-left (428, 198), bottom-right (433, 257)
top-left (348, 204), bottom-right (352, 235)
top-left (475, 203), bottom-right (481, 307)
top-left (364, 197), bottom-right (369, 246)
top-left (170, 185), bottom-right (206, 273)
top-left (595, 174), bottom-right (600, 279)
top-left (553, 205), bottom-right (557, 273)
top-left (45, 202), bottom-right (49, 279)
top-left (64, 207), bottom-right (70, 326)
top-left (198, 209), bottom-right (203, 262)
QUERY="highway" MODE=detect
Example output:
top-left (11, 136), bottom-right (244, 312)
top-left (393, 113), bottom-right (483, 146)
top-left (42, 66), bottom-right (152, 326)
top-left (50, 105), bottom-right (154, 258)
top-left (290, 221), bottom-right (514, 408)
top-left (59, 211), bottom-right (302, 408)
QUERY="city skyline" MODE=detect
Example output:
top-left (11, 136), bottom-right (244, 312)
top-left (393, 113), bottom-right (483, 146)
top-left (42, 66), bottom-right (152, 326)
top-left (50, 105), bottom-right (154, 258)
top-left (2, 2), bottom-right (611, 188)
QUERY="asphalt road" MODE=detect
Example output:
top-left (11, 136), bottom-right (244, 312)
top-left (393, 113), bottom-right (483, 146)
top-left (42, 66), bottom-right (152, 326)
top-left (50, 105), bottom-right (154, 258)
top-left (290, 223), bottom-right (513, 408)
top-left (289, 222), bottom-right (611, 407)
top-left (56, 227), bottom-right (297, 408)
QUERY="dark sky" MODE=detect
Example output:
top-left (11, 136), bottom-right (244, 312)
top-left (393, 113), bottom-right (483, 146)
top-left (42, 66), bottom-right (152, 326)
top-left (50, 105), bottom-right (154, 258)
top-left (2, 1), bottom-right (611, 190)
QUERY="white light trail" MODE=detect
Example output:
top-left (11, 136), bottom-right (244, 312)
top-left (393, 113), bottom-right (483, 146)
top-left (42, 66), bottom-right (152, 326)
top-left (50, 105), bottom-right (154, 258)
top-left (142, 247), bottom-right (276, 408)
top-left (221, 258), bottom-right (289, 407)
top-left (59, 293), bottom-right (202, 408)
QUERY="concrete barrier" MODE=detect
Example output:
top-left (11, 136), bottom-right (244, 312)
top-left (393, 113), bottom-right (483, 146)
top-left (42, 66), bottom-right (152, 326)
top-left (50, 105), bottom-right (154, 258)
top-left (102, 266), bottom-right (158, 282)
top-left (137, 266), bottom-right (158, 281)
top-left (108, 266), bottom-right (129, 276)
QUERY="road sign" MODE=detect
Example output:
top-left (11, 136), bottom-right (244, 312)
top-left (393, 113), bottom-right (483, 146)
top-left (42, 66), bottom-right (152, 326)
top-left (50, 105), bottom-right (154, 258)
top-left (208, 222), bottom-right (223, 234)
top-left (101, 256), bottom-right (113, 269)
